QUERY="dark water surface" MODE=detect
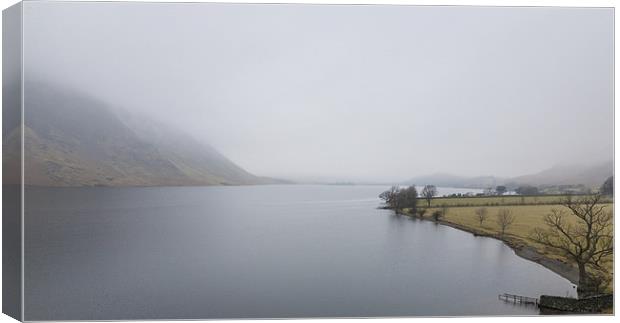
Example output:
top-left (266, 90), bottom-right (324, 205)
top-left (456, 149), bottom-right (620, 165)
top-left (25, 185), bottom-right (576, 320)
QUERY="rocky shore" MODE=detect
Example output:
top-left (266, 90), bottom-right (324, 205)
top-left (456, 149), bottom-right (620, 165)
top-left (400, 211), bottom-right (580, 285)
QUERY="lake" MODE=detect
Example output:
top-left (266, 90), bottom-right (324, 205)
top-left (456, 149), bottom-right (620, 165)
top-left (24, 185), bottom-right (576, 320)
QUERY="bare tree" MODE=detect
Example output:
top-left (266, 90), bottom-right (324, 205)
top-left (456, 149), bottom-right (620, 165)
top-left (496, 209), bottom-right (515, 236)
top-left (475, 207), bottom-right (488, 226)
top-left (421, 185), bottom-right (437, 207)
top-left (531, 194), bottom-right (613, 296)
top-left (432, 210), bottom-right (443, 221)
top-left (379, 186), bottom-right (400, 209)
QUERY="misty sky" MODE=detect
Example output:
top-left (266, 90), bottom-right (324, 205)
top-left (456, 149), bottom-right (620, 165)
top-left (22, 3), bottom-right (613, 183)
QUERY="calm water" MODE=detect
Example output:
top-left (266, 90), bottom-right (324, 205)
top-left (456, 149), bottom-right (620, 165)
top-left (24, 185), bottom-right (576, 320)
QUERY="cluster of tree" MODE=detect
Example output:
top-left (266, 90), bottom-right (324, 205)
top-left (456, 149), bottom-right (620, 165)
top-left (379, 185), bottom-right (418, 213)
top-left (485, 176), bottom-right (612, 197)
top-left (531, 194), bottom-right (613, 297)
top-left (481, 185), bottom-right (507, 196)
top-left (537, 184), bottom-right (592, 195)
top-left (514, 185), bottom-right (540, 195)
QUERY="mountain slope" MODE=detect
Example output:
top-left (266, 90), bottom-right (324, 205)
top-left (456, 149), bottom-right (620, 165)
top-left (404, 161), bottom-right (613, 189)
top-left (510, 161), bottom-right (613, 187)
top-left (115, 109), bottom-right (280, 185)
top-left (19, 83), bottom-right (270, 187)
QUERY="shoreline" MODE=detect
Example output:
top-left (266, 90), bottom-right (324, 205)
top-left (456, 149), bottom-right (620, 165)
top-left (396, 210), bottom-right (580, 285)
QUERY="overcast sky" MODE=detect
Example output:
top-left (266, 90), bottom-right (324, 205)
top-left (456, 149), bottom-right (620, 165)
top-left (23, 3), bottom-right (613, 183)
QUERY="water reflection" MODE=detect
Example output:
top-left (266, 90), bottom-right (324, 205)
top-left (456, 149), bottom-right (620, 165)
top-left (25, 185), bottom-right (575, 320)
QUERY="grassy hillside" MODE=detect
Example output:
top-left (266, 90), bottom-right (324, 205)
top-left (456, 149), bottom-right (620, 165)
top-left (19, 82), bottom-right (274, 187)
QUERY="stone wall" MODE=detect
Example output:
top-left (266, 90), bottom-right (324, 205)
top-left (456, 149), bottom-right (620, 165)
top-left (539, 294), bottom-right (613, 313)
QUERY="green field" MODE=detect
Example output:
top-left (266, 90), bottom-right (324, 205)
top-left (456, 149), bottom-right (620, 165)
top-left (419, 194), bottom-right (612, 208)
top-left (412, 195), bottom-right (613, 290)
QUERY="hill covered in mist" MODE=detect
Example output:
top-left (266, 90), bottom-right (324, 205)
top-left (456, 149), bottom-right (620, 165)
top-left (509, 161), bottom-right (613, 188)
top-left (405, 160), bottom-right (613, 189)
top-left (8, 83), bottom-right (281, 187)
top-left (402, 173), bottom-right (499, 189)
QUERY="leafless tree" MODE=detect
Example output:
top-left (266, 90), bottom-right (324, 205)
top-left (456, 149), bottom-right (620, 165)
top-left (531, 194), bottom-right (613, 296)
top-left (379, 186), bottom-right (400, 209)
top-left (421, 185), bottom-right (437, 207)
top-left (432, 210), bottom-right (442, 221)
top-left (496, 209), bottom-right (515, 236)
top-left (475, 207), bottom-right (488, 226)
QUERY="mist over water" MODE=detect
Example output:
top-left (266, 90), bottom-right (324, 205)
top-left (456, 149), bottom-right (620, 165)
top-left (22, 3), bottom-right (613, 183)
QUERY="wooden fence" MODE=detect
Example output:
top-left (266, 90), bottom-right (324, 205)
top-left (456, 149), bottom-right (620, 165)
top-left (498, 293), bottom-right (539, 306)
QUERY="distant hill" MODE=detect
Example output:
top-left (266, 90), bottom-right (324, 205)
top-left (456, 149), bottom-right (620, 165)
top-left (404, 161), bottom-right (613, 189)
top-left (509, 161), bottom-right (613, 188)
top-left (404, 173), bottom-right (501, 189)
top-left (6, 82), bottom-right (282, 187)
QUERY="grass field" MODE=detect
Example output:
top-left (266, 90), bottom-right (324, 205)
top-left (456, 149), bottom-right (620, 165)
top-left (412, 195), bottom-right (613, 290)
top-left (420, 194), bottom-right (613, 208)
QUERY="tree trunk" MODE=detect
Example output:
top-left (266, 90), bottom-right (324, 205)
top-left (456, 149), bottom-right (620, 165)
top-left (577, 262), bottom-right (595, 298)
